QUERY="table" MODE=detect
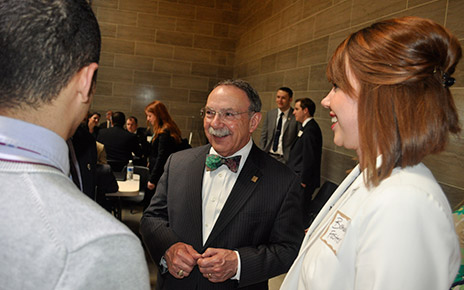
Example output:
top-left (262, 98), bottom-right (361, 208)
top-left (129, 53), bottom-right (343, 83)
top-left (106, 174), bottom-right (140, 219)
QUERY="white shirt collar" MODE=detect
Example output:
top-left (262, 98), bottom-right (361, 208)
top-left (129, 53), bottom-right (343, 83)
top-left (0, 115), bottom-right (69, 174)
top-left (302, 117), bottom-right (313, 127)
top-left (278, 107), bottom-right (291, 117)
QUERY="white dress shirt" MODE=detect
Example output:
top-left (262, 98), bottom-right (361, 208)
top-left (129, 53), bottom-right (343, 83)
top-left (270, 108), bottom-right (290, 155)
top-left (201, 138), bottom-right (252, 280)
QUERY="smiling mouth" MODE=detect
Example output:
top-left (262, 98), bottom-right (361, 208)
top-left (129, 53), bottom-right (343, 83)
top-left (330, 113), bottom-right (338, 129)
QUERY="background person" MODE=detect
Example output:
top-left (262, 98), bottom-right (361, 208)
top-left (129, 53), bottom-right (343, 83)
top-left (87, 111), bottom-right (101, 138)
top-left (99, 109), bottom-right (113, 128)
top-left (287, 97), bottom-right (322, 227)
top-left (140, 79), bottom-right (304, 290)
top-left (0, 0), bottom-right (149, 288)
top-left (127, 115), bottom-right (150, 166)
top-left (260, 87), bottom-right (299, 164)
top-left (97, 111), bottom-right (142, 171)
top-left (144, 101), bottom-right (185, 205)
top-left (281, 16), bottom-right (461, 290)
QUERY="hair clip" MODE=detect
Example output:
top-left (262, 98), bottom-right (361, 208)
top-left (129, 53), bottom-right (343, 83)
top-left (442, 72), bottom-right (456, 88)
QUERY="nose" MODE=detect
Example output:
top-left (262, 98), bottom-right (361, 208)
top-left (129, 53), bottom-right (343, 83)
top-left (321, 91), bottom-right (331, 109)
top-left (209, 112), bottom-right (224, 128)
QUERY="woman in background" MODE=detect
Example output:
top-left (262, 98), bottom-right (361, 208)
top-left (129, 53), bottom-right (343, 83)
top-left (87, 112), bottom-right (100, 138)
top-left (145, 101), bottom-right (183, 193)
top-left (281, 16), bottom-right (461, 290)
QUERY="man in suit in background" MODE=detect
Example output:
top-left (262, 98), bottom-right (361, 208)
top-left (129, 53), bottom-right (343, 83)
top-left (259, 87), bottom-right (299, 164)
top-left (99, 110), bottom-right (113, 129)
top-left (287, 98), bottom-right (322, 227)
top-left (140, 79), bottom-right (304, 290)
top-left (0, 0), bottom-right (149, 288)
top-left (126, 116), bottom-right (149, 166)
top-left (97, 111), bottom-right (142, 170)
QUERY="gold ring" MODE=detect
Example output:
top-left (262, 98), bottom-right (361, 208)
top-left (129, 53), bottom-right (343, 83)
top-left (208, 273), bottom-right (212, 279)
top-left (177, 269), bottom-right (184, 277)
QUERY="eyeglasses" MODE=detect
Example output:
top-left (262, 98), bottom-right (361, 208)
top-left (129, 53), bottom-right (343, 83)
top-left (200, 107), bottom-right (250, 122)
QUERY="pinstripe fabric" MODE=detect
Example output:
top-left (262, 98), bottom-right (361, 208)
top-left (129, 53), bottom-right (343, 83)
top-left (140, 143), bottom-right (305, 290)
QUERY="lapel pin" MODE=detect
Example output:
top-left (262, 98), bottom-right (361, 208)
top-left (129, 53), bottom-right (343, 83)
top-left (251, 176), bottom-right (258, 183)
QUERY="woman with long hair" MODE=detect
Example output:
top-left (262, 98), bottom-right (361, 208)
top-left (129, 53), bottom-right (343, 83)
top-left (145, 101), bottom-right (183, 192)
top-left (281, 16), bottom-right (461, 289)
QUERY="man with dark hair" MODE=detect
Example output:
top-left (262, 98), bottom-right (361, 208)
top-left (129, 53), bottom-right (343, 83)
top-left (97, 111), bottom-right (143, 170)
top-left (0, 1), bottom-right (149, 288)
top-left (140, 79), bottom-right (304, 290)
top-left (287, 97), bottom-right (323, 226)
top-left (260, 87), bottom-right (299, 164)
top-left (126, 116), bottom-right (149, 166)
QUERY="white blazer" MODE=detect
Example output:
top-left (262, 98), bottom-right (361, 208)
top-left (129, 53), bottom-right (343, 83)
top-left (281, 163), bottom-right (460, 290)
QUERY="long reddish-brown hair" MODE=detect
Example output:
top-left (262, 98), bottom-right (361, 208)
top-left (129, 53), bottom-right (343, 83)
top-left (145, 101), bottom-right (182, 144)
top-left (327, 16), bottom-right (462, 187)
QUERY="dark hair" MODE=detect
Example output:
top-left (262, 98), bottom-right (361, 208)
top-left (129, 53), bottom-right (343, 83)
top-left (327, 16), bottom-right (462, 187)
top-left (0, 0), bottom-right (101, 109)
top-left (88, 112), bottom-right (101, 119)
top-left (278, 87), bottom-right (293, 99)
top-left (128, 116), bottom-right (138, 125)
top-left (112, 112), bottom-right (126, 127)
top-left (145, 101), bottom-right (182, 143)
top-left (215, 79), bottom-right (262, 113)
top-left (295, 98), bottom-right (316, 117)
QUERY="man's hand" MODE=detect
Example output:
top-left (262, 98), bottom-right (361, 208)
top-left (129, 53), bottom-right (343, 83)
top-left (165, 242), bottom-right (201, 279)
top-left (147, 181), bottom-right (155, 190)
top-left (197, 248), bottom-right (238, 283)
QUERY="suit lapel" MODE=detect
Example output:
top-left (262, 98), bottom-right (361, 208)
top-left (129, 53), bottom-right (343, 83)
top-left (283, 107), bottom-right (293, 132)
top-left (185, 145), bottom-right (210, 250)
top-left (203, 145), bottom-right (262, 248)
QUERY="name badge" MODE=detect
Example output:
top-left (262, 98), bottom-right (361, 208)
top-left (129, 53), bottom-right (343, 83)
top-left (320, 210), bottom-right (351, 255)
top-left (297, 130), bottom-right (303, 137)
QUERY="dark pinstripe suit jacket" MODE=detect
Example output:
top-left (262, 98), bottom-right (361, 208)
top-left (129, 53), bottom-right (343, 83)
top-left (140, 143), bottom-right (304, 290)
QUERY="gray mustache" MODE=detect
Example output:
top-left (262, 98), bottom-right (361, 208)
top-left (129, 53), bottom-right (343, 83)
top-left (208, 127), bottom-right (231, 137)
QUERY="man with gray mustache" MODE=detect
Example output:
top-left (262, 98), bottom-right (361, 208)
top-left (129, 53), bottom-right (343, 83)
top-left (140, 79), bottom-right (305, 290)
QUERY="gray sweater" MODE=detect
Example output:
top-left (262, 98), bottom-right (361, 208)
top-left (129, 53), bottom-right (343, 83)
top-left (0, 161), bottom-right (150, 289)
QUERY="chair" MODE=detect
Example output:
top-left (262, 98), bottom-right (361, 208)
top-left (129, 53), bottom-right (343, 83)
top-left (95, 163), bottom-right (119, 215)
top-left (306, 180), bottom-right (338, 226)
top-left (120, 166), bottom-right (150, 214)
top-left (106, 159), bottom-right (127, 173)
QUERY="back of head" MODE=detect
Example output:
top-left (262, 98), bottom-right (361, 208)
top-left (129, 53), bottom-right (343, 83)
top-left (112, 112), bottom-right (126, 127)
top-left (327, 16), bottom-right (462, 186)
top-left (0, 0), bottom-right (101, 110)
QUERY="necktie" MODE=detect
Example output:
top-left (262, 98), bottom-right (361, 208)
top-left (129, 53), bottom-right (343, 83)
top-left (272, 112), bottom-right (284, 152)
top-left (205, 154), bottom-right (241, 173)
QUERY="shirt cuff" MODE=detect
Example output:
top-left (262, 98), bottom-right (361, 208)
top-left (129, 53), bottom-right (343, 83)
top-left (231, 250), bottom-right (241, 280)
top-left (159, 256), bottom-right (168, 274)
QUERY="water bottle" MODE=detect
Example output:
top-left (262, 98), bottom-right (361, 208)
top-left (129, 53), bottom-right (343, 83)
top-left (126, 160), bottom-right (134, 180)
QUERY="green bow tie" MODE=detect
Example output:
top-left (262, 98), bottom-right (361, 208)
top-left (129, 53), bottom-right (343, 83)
top-left (205, 154), bottom-right (241, 173)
